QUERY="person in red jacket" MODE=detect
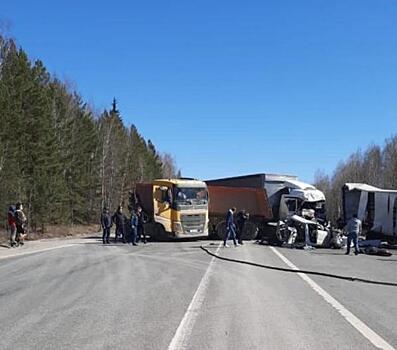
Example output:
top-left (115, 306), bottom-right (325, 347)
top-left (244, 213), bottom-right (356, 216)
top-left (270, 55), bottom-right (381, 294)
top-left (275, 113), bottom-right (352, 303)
top-left (8, 205), bottom-right (17, 247)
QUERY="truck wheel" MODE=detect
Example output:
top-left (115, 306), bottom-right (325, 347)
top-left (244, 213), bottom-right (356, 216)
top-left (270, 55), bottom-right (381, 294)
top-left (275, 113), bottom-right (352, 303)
top-left (153, 223), bottom-right (167, 241)
top-left (242, 222), bottom-right (258, 240)
top-left (215, 222), bottom-right (227, 240)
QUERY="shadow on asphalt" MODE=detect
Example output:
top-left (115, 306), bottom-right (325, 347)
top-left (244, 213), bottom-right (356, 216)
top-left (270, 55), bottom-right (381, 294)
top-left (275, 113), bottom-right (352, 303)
top-left (376, 259), bottom-right (397, 262)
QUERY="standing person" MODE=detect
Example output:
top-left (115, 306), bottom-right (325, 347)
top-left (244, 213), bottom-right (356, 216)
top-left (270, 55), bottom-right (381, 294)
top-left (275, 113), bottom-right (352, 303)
top-left (345, 214), bottom-right (361, 255)
top-left (112, 205), bottom-right (126, 243)
top-left (130, 209), bottom-right (139, 246)
top-left (236, 209), bottom-right (249, 245)
top-left (8, 205), bottom-right (17, 247)
top-left (101, 207), bottom-right (112, 244)
top-left (136, 206), bottom-right (147, 244)
top-left (14, 202), bottom-right (27, 246)
top-left (224, 207), bottom-right (238, 247)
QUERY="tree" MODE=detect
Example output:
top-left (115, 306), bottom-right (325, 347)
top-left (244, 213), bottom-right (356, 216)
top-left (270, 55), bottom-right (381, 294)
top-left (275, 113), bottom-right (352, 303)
top-left (0, 35), bottom-right (178, 229)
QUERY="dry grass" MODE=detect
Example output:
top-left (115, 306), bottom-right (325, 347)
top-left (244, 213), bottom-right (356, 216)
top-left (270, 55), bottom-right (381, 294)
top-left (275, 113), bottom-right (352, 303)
top-left (0, 224), bottom-right (100, 245)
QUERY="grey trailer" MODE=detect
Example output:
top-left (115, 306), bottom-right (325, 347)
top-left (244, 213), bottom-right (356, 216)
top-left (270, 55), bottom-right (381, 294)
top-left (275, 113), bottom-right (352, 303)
top-left (342, 183), bottom-right (397, 242)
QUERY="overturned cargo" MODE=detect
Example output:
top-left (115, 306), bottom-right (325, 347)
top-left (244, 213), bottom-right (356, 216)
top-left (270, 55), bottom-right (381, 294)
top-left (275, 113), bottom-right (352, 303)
top-left (342, 183), bottom-right (397, 241)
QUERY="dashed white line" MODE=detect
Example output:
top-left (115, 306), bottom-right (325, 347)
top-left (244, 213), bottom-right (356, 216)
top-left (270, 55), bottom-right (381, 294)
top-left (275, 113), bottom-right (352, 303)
top-left (167, 243), bottom-right (222, 350)
top-left (270, 246), bottom-right (395, 350)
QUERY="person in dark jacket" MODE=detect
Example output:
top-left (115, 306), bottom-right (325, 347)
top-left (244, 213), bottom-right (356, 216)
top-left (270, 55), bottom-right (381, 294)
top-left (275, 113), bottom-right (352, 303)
top-left (224, 207), bottom-right (238, 247)
top-left (236, 209), bottom-right (249, 245)
top-left (136, 206), bottom-right (147, 244)
top-left (8, 205), bottom-right (17, 247)
top-left (101, 207), bottom-right (112, 244)
top-left (130, 209), bottom-right (139, 246)
top-left (112, 205), bottom-right (126, 243)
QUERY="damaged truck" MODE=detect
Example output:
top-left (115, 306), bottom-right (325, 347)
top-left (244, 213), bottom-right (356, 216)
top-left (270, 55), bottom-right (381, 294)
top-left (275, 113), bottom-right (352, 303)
top-left (342, 183), bottom-right (397, 243)
top-left (205, 173), bottom-right (333, 245)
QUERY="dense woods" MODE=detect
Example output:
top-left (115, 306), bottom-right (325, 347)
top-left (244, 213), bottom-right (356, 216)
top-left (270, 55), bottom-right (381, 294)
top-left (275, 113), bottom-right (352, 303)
top-left (0, 35), bottom-right (178, 230)
top-left (314, 136), bottom-right (397, 224)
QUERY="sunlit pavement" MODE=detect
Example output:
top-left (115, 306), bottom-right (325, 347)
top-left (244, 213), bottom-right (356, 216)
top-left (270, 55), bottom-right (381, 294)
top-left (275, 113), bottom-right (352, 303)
top-left (0, 237), bottom-right (396, 350)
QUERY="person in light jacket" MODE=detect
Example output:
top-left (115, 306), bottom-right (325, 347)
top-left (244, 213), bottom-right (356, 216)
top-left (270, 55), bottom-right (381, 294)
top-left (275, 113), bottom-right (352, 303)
top-left (345, 214), bottom-right (361, 255)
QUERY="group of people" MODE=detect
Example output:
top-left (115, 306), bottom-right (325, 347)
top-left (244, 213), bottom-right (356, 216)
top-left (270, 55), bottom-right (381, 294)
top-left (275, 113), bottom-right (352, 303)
top-left (223, 207), bottom-right (249, 247)
top-left (8, 202), bottom-right (27, 248)
top-left (100, 205), bottom-right (146, 245)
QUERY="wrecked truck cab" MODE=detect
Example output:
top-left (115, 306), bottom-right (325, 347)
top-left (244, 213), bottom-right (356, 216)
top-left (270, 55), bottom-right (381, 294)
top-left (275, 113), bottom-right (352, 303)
top-left (278, 180), bottom-right (326, 221)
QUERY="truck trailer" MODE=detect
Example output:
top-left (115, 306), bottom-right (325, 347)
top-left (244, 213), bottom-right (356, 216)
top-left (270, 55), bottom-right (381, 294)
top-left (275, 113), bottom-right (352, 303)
top-left (342, 183), bottom-right (397, 242)
top-left (206, 173), bottom-right (326, 222)
top-left (207, 185), bottom-right (272, 240)
top-left (132, 179), bottom-right (209, 239)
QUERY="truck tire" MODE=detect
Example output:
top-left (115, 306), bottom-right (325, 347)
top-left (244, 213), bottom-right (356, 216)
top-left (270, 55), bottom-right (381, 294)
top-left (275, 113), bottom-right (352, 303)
top-left (215, 221), bottom-right (227, 240)
top-left (144, 223), bottom-right (167, 241)
top-left (241, 222), bottom-right (258, 240)
top-left (153, 223), bottom-right (168, 241)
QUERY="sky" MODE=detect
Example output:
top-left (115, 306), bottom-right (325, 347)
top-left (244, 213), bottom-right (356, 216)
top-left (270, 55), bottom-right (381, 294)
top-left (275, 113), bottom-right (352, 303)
top-left (1, 0), bottom-right (397, 183)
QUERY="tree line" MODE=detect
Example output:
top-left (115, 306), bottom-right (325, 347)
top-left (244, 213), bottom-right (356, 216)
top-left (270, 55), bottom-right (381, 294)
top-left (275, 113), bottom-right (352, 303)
top-left (0, 35), bottom-right (179, 230)
top-left (314, 135), bottom-right (397, 224)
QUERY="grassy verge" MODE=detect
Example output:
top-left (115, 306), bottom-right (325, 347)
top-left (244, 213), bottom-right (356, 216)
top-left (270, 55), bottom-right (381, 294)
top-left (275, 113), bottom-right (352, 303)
top-left (0, 224), bottom-right (100, 245)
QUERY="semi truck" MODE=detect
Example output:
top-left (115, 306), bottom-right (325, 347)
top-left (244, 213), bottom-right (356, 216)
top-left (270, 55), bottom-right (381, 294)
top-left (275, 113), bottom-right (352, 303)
top-left (207, 173), bottom-right (326, 221)
top-left (131, 178), bottom-right (209, 240)
top-left (206, 173), bottom-right (326, 241)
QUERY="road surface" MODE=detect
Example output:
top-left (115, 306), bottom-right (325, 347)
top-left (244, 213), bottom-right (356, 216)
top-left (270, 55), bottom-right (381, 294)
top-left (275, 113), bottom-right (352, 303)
top-left (0, 237), bottom-right (396, 349)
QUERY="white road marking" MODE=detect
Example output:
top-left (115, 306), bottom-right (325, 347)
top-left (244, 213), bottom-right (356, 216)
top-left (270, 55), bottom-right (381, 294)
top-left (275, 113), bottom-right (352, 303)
top-left (270, 246), bottom-right (395, 350)
top-left (167, 243), bottom-right (222, 350)
top-left (0, 244), bottom-right (76, 260)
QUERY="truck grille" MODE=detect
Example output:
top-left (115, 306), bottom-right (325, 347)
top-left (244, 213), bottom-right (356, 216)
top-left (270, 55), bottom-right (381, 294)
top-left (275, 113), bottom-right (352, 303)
top-left (181, 214), bottom-right (206, 234)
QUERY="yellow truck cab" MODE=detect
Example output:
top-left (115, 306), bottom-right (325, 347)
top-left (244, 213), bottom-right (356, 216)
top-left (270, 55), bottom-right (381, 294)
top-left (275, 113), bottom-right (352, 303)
top-left (134, 179), bottom-right (209, 239)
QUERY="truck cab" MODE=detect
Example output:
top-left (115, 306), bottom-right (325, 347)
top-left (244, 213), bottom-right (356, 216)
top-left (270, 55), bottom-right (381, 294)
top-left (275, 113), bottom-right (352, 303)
top-left (135, 179), bottom-right (209, 239)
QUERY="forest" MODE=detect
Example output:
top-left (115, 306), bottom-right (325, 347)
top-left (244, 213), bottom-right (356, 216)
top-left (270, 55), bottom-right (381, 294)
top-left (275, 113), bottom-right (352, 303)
top-left (0, 34), bottom-right (179, 230)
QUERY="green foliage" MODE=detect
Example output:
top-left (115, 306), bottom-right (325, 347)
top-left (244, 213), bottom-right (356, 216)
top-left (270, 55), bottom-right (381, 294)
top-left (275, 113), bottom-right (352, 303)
top-left (0, 35), bottom-right (174, 230)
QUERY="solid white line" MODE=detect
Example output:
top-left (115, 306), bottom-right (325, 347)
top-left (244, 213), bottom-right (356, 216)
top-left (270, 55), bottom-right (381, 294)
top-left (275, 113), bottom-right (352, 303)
top-left (167, 243), bottom-right (222, 350)
top-left (270, 246), bottom-right (395, 350)
top-left (0, 244), bottom-right (76, 260)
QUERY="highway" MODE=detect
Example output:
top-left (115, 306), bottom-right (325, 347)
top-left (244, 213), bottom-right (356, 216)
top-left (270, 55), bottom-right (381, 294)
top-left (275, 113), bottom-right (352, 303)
top-left (0, 237), bottom-right (396, 350)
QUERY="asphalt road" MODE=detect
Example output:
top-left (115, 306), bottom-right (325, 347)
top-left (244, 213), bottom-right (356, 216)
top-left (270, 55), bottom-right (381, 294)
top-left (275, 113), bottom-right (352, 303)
top-left (0, 237), bottom-right (396, 350)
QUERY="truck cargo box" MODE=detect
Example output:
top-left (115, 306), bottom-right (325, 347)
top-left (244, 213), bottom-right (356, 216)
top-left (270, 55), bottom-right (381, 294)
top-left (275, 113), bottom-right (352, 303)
top-left (208, 185), bottom-right (272, 219)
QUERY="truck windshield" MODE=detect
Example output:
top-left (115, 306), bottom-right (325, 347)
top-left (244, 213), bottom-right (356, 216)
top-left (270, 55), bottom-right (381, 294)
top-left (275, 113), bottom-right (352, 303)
top-left (174, 187), bottom-right (208, 206)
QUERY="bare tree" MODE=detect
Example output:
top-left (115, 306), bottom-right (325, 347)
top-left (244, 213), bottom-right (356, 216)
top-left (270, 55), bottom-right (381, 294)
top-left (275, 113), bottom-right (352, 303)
top-left (161, 153), bottom-right (178, 178)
